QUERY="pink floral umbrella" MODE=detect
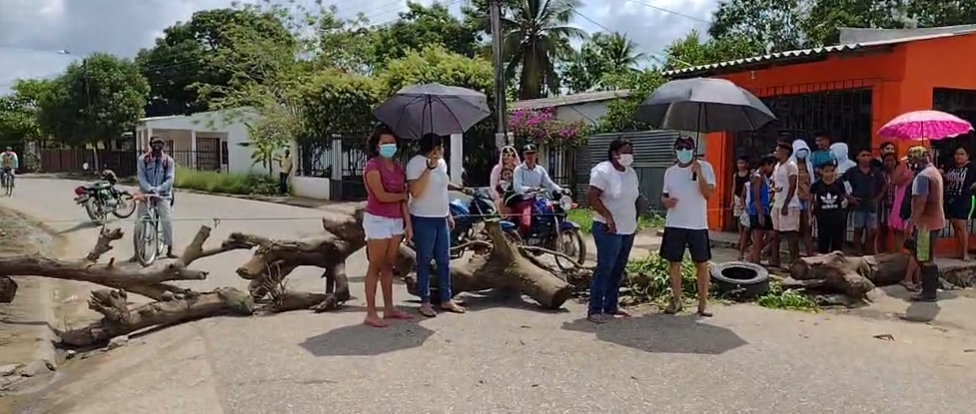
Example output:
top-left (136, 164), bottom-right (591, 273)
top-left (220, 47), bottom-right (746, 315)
top-left (878, 110), bottom-right (973, 141)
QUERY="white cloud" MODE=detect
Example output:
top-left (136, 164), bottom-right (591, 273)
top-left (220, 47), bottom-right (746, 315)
top-left (0, 0), bottom-right (720, 94)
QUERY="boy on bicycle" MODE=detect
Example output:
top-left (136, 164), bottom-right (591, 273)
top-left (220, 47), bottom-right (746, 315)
top-left (137, 137), bottom-right (176, 258)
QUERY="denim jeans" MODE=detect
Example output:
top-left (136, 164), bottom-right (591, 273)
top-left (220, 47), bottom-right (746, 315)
top-left (588, 221), bottom-right (635, 316)
top-left (411, 215), bottom-right (452, 303)
top-left (279, 172), bottom-right (289, 195)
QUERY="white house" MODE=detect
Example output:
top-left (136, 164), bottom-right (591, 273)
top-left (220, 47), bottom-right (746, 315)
top-left (509, 90), bottom-right (630, 182)
top-left (134, 108), bottom-right (289, 176)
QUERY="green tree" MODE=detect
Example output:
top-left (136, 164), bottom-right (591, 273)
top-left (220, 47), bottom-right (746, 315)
top-left (662, 30), bottom-right (763, 71)
top-left (193, 0), bottom-right (317, 175)
top-left (379, 45), bottom-right (494, 98)
top-left (367, 2), bottom-right (480, 69)
top-left (37, 53), bottom-right (149, 147)
top-left (562, 32), bottom-right (646, 93)
top-left (299, 71), bottom-right (382, 136)
top-left (595, 70), bottom-right (666, 133)
top-left (709, 0), bottom-right (806, 53)
top-left (906, 0), bottom-right (976, 28)
top-left (135, 6), bottom-right (295, 116)
top-left (0, 79), bottom-right (53, 146)
top-left (313, 5), bottom-right (375, 75)
top-left (498, 0), bottom-right (586, 100)
top-left (801, 0), bottom-right (907, 46)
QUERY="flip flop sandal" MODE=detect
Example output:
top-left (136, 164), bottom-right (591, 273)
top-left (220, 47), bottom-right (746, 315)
top-left (440, 305), bottom-right (467, 314)
top-left (418, 308), bottom-right (437, 318)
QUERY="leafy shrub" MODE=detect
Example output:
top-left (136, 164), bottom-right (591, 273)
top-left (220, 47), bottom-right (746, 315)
top-left (174, 167), bottom-right (277, 196)
top-left (621, 253), bottom-right (819, 312)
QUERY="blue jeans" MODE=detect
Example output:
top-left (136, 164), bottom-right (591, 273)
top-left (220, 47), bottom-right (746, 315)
top-left (588, 222), bottom-right (635, 316)
top-left (411, 215), bottom-right (452, 303)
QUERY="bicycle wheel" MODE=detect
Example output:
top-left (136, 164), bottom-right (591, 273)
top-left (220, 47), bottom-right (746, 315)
top-left (135, 217), bottom-right (159, 267)
top-left (112, 192), bottom-right (136, 218)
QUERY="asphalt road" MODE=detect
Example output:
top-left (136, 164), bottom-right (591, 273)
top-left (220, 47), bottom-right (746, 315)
top-left (3, 178), bottom-right (976, 414)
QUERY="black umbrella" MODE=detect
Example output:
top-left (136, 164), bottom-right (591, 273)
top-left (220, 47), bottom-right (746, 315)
top-left (634, 78), bottom-right (776, 133)
top-left (373, 83), bottom-right (491, 139)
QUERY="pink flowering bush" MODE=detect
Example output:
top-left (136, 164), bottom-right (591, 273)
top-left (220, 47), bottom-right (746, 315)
top-left (508, 108), bottom-right (586, 145)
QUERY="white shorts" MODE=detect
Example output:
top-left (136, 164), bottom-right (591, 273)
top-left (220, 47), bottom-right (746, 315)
top-left (363, 212), bottom-right (405, 240)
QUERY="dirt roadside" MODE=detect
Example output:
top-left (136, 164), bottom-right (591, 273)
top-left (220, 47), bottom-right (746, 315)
top-left (0, 207), bottom-right (95, 410)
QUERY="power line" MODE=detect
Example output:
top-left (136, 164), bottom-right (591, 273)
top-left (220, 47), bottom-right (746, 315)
top-left (619, 0), bottom-right (712, 24)
top-left (569, 9), bottom-right (691, 68)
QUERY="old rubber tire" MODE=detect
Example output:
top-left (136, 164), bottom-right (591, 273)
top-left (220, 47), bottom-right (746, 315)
top-left (710, 261), bottom-right (770, 299)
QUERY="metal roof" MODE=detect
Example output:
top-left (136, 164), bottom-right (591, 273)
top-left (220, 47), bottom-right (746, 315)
top-left (663, 30), bottom-right (976, 78)
top-left (511, 89), bottom-right (631, 110)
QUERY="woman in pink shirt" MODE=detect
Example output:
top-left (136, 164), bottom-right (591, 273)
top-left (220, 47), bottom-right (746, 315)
top-left (361, 125), bottom-right (413, 327)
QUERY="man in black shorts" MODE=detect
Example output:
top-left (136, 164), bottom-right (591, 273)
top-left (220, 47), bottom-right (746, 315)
top-left (660, 137), bottom-right (716, 316)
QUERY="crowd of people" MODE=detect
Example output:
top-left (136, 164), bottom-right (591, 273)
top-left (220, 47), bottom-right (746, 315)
top-left (731, 131), bottom-right (965, 301)
top-left (132, 127), bottom-right (959, 326)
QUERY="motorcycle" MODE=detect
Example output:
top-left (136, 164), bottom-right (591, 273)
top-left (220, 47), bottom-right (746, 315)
top-left (447, 187), bottom-right (518, 258)
top-left (73, 181), bottom-right (136, 222)
top-left (506, 188), bottom-right (586, 270)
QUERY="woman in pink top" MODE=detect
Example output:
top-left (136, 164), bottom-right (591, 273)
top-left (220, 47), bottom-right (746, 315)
top-left (361, 125), bottom-right (413, 327)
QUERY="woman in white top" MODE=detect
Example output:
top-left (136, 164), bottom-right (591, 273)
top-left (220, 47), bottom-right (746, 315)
top-left (405, 134), bottom-right (468, 317)
top-left (489, 146), bottom-right (521, 215)
top-left (585, 138), bottom-right (640, 324)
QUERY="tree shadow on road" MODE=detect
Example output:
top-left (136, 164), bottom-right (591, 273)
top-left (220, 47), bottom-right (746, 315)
top-left (299, 321), bottom-right (434, 357)
top-left (561, 313), bottom-right (748, 355)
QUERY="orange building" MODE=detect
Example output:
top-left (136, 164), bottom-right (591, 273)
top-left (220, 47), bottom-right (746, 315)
top-left (664, 25), bottom-right (976, 253)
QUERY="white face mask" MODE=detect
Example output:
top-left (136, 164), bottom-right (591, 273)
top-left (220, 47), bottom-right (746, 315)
top-left (617, 154), bottom-right (634, 167)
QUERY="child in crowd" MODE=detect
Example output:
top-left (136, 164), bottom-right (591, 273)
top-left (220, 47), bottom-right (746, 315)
top-left (747, 155), bottom-right (777, 264)
top-left (810, 161), bottom-right (847, 253)
top-left (733, 156), bottom-right (752, 260)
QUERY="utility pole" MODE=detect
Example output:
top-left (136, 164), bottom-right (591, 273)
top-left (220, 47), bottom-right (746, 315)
top-left (488, 0), bottom-right (509, 149)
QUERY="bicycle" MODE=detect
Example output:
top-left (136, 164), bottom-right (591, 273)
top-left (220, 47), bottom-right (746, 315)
top-left (133, 193), bottom-right (167, 267)
top-left (1, 169), bottom-right (14, 196)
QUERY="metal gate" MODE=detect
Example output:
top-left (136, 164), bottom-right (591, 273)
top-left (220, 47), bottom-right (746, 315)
top-left (196, 137), bottom-right (220, 171)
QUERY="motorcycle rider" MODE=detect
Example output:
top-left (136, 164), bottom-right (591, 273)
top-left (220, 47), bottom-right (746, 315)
top-left (511, 144), bottom-right (569, 234)
top-left (137, 137), bottom-right (176, 258)
top-left (1, 146), bottom-right (19, 185)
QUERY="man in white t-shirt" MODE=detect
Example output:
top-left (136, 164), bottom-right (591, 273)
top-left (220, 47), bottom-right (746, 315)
top-left (770, 141), bottom-right (801, 266)
top-left (660, 136), bottom-right (715, 317)
top-left (586, 138), bottom-right (640, 323)
top-left (405, 134), bottom-right (468, 317)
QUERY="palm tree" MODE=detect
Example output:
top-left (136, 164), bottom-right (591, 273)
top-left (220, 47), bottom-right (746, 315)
top-left (595, 32), bottom-right (646, 73)
top-left (500, 0), bottom-right (586, 100)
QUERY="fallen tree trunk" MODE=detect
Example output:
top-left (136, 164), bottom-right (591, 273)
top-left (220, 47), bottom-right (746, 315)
top-left (787, 252), bottom-right (911, 297)
top-left (3, 209), bottom-right (370, 346)
top-left (390, 221), bottom-right (574, 309)
top-left (58, 287), bottom-right (254, 347)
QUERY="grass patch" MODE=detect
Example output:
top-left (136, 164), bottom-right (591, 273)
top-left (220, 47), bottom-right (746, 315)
top-left (174, 167), bottom-right (278, 196)
top-left (620, 253), bottom-right (820, 312)
top-left (567, 208), bottom-right (663, 234)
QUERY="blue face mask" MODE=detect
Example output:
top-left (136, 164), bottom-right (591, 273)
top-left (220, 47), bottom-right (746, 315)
top-left (676, 149), bottom-right (694, 164)
top-left (795, 149), bottom-right (809, 159)
top-left (379, 143), bottom-right (397, 158)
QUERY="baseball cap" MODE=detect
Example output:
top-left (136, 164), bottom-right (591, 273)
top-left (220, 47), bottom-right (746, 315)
top-left (522, 144), bottom-right (538, 154)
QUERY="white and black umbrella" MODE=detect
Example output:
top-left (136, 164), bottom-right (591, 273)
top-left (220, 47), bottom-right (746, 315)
top-left (634, 78), bottom-right (776, 132)
top-left (373, 83), bottom-right (491, 139)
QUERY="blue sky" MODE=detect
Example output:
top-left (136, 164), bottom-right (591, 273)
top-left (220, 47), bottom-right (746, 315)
top-left (0, 0), bottom-right (719, 95)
